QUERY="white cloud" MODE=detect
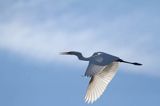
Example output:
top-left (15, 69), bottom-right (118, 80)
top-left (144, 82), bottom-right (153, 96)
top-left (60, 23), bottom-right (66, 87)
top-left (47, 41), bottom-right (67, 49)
top-left (0, 0), bottom-right (160, 77)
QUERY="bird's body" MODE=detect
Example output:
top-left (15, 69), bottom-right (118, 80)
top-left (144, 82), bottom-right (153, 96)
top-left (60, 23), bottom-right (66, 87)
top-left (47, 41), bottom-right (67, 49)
top-left (61, 51), bottom-right (142, 103)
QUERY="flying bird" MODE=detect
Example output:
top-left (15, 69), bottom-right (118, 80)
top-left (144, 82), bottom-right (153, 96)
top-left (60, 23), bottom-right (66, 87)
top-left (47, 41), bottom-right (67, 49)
top-left (61, 51), bottom-right (142, 103)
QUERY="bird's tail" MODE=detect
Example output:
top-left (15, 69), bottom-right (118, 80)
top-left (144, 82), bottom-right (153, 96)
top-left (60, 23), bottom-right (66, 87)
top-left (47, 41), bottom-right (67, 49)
top-left (117, 59), bottom-right (142, 66)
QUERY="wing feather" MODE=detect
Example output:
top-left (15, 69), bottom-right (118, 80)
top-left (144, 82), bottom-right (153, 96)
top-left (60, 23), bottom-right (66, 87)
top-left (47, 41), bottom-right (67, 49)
top-left (85, 63), bottom-right (105, 77)
top-left (84, 62), bottom-right (119, 103)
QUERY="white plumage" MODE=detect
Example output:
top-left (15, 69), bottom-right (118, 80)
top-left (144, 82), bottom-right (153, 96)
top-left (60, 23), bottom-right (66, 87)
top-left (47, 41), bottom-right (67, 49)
top-left (85, 62), bottom-right (119, 103)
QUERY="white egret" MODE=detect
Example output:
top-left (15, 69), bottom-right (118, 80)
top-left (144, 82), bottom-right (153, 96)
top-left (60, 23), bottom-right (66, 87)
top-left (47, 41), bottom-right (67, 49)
top-left (61, 51), bottom-right (142, 103)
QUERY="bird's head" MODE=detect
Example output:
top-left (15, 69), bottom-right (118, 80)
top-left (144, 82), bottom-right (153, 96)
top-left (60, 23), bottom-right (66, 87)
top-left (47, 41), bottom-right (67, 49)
top-left (60, 51), bottom-right (80, 55)
top-left (60, 51), bottom-right (90, 61)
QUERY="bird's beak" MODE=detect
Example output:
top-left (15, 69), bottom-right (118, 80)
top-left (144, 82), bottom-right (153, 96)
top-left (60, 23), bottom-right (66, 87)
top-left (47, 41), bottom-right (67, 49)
top-left (60, 52), bottom-right (71, 55)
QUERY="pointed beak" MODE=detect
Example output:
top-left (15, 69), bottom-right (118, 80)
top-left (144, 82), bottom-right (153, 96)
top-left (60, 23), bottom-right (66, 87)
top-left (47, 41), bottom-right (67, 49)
top-left (133, 62), bottom-right (143, 66)
top-left (60, 52), bottom-right (71, 55)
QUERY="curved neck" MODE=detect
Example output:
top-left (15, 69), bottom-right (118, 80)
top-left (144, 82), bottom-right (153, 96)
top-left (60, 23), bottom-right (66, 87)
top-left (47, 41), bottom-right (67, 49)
top-left (73, 53), bottom-right (90, 61)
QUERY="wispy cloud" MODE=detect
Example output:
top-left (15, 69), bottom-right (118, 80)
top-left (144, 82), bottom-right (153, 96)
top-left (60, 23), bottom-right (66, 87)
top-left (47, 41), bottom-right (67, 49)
top-left (0, 0), bottom-right (160, 76)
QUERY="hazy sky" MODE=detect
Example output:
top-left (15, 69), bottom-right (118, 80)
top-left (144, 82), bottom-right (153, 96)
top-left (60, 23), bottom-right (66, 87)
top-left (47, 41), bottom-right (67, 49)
top-left (0, 0), bottom-right (160, 106)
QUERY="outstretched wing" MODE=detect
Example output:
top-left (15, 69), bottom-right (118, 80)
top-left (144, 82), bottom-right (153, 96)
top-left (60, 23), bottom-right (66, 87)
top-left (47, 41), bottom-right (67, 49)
top-left (85, 63), bottom-right (105, 77)
top-left (84, 62), bottom-right (119, 103)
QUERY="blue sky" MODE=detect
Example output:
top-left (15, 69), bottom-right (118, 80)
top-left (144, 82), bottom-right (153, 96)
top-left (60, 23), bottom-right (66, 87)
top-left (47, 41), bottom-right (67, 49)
top-left (0, 0), bottom-right (160, 106)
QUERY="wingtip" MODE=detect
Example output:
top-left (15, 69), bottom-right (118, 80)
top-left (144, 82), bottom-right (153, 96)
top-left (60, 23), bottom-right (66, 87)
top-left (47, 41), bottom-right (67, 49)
top-left (84, 98), bottom-right (96, 104)
top-left (84, 95), bottom-right (94, 104)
